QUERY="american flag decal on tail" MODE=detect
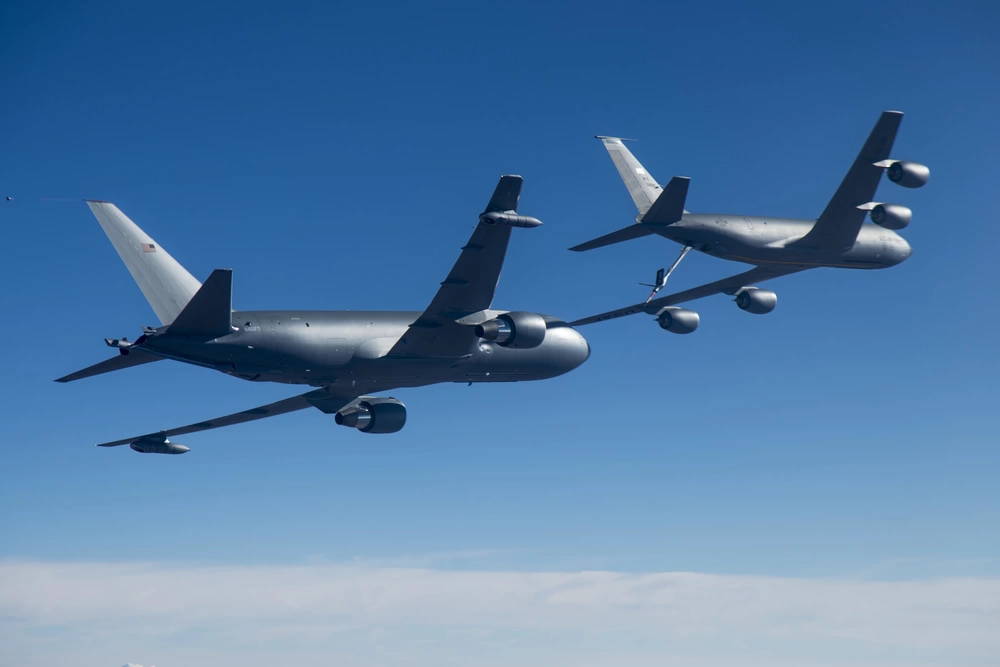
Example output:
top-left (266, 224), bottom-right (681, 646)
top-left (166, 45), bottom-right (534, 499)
top-left (141, 242), bottom-right (156, 253)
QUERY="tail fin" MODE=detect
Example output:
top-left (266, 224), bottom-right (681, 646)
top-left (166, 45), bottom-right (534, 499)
top-left (595, 136), bottom-right (662, 215)
top-left (86, 201), bottom-right (201, 325)
top-left (569, 175), bottom-right (690, 252)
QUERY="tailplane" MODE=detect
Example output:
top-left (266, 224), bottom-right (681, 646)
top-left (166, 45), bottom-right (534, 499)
top-left (55, 348), bottom-right (163, 383)
top-left (86, 201), bottom-right (201, 325)
top-left (166, 269), bottom-right (234, 338)
top-left (570, 169), bottom-right (690, 252)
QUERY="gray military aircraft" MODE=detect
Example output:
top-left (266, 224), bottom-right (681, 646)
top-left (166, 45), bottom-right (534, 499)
top-left (57, 176), bottom-right (590, 453)
top-left (570, 110), bottom-right (926, 332)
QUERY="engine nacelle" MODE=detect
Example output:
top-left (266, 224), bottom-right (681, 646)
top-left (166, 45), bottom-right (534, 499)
top-left (870, 203), bottom-right (912, 230)
top-left (474, 311), bottom-right (547, 348)
top-left (656, 307), bottom-right (699, 334)
top-left (885, 160), bottom-right (929, 188)
top-left (335, 397), bottom-right (407, 434)
top-left (735, 287), bottom-right (777, 314)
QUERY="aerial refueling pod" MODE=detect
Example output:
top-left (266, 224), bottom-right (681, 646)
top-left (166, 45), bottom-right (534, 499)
top-left (877, 160), bottom-right (929, 188)
top-left (735, 287), bottom-right (777, 314)
top-left (479, 211), bottom-right (543, 228)
top-left (870, 203), bottom-right (912, 230)
top-left (475, 311), bottom-right (547, 348)
top-left (656, 307), bottom-right (699, 334)
top-left (129, 434), bottom-right (190, 454)
top-left (335, 397), bottom-right (407, 434)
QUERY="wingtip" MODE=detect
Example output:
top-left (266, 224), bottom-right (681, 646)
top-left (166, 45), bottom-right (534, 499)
top-left (883, 109), bottom-right (904, 117)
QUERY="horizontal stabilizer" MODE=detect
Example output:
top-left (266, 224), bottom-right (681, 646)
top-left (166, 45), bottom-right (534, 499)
top-left (569, 223), bottom-right (657, 252)
top-left (166, 268), bottom-right (233, 338)
top-left (55, 348), bottom-right (162, 383)
top-left (641, 176), bottom-right (690, 224)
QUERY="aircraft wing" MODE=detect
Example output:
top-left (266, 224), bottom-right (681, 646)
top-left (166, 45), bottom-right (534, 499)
top-left (388, 175), bottom-right (529, 357)
top-left (571, 264), bottom-right (808, 326)
top-left (96, 387), bottom-right (356, 447)
top-left (794, 110), bottom-right (903, 250)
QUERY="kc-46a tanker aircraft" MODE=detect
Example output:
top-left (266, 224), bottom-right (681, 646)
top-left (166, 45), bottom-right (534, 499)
top-left (57, 176), bottom-right (590, 453)
top-left (570, 110), bottom-right (926, 332)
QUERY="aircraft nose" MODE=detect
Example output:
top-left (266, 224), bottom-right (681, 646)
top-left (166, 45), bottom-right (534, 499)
top-left (549, 325), bottom-right (590, 373)
top-left (896, 236), bottom-right (912, 263)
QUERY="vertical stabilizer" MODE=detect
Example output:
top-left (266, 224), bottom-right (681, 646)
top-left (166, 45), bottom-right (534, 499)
top-left (595, 136), bottom-right (662, 214)
top-left (86, 201), bottom-right (202, 324)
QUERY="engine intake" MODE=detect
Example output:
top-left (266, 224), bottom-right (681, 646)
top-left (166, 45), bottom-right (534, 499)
top-left (735, 287), bottom-right (777, 314)
top-left (656, 307), bottom-right (699, 334)
top-left (474, 311), bottom-right (547, 348)
top-left (870, 203), bottom-right (911, 230)
top-left (335, 397), bottom-right (407, 434)
top-left (885, 161), bottom-right (929, 188)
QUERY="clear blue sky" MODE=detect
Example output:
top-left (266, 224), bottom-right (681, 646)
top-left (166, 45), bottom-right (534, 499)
top-left (1, 2), bottom-right (998, 665)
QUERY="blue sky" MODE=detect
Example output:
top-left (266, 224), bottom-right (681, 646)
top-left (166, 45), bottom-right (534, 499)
top-left (2, 1), bottom-right (999, 665)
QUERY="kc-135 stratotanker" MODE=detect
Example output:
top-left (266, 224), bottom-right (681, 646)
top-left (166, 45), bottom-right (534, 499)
top-left (58, 177), bottom-right (590, 453)
top-left (569, 110), bottom-right (925, 333)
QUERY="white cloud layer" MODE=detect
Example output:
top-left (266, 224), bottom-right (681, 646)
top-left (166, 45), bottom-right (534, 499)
top-left (2, 560), bottom-right (998, 667)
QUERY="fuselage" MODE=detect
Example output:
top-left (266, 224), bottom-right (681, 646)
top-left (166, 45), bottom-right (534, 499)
top-left (659, 214), bottom-right (912, 268)
top-left (138, 310), bottom-right (590, 395)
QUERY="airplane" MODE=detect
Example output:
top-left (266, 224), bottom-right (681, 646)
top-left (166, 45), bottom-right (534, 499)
top-left (569, 110), bottom-right (926, 333)
top-left (57, 176), bottom-right (590, 454)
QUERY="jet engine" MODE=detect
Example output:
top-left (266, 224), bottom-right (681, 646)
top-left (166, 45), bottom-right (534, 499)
top-left (885, 161), bottom-right (930, 188)
top-left (335, 397), bottom-right (407, 434)
top-left (656, 307), bottom-right (699, 334)
top-left (474, 311), bottom-right (547, 348)
top-left (870, 203), bottom-right (912, 230)
top-left (735, 287), bottom-right (777, 314)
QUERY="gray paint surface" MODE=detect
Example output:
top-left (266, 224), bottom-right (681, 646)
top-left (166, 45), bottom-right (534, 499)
top-left (60, 176), bottom-right (589, 450)
top-left (571, 111), bottom-right (920, 326)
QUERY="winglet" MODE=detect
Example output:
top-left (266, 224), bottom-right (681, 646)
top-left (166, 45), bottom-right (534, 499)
top-left (165, 269), bottom-right (234, 338)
